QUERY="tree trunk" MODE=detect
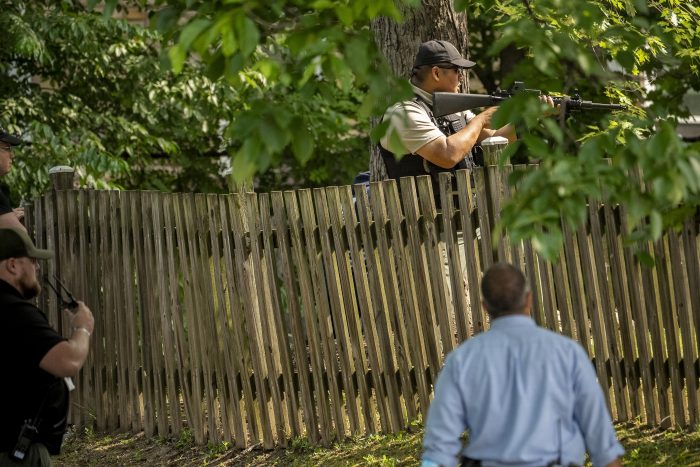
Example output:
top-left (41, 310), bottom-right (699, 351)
top-left (369, 1), bottom-right (469, 181)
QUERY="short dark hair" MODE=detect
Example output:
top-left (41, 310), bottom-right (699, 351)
top-left (410, 65), bottom-right (433, 84)
top-left (480, 263), bottom-right (530, 317)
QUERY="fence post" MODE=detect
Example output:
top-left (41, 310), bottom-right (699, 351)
top-left (479, 137), bottom-right (511, 263)
top-left (45, 165), bottom-right (76, 331)
top-left (49, 165), bottom-right (76, 190)
top-left (481, 136), bottom-right (509, 165)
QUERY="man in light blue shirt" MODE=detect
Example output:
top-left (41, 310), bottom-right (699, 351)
top-left (422, 263), bottom-right (624, 467)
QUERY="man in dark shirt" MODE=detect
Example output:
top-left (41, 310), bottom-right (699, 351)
top-left (0, 228), bottom-right (94, 466)
top-left (0, 128), bottom-right (25, 231)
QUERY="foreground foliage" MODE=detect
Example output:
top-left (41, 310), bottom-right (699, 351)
top-left (0, 1), bottom-right (369, 201)
top-left (3, 0), bottom-right (699, 258)
top-left (467, 0), bottom-right (700, 260)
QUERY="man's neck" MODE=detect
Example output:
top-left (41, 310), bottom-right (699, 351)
top-left (0, 275), bottom-right (23, 296)
top-left (490, 310), bottom-right (530, 320)
top-left (410, 83), bottom-right (433, 105)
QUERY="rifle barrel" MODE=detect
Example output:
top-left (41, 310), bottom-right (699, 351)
top-left (555, 98), bottom-right (626, 111)
top-left (579, 101), bottom-right (627, 111)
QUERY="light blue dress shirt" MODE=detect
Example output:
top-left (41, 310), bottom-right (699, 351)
top-left (422, 315), bottom-right (624, 467)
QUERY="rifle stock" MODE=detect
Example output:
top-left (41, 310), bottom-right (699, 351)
top-left (432, 93), bottom-right (507, 117)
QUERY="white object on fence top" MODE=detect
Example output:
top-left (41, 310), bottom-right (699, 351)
top-left (48, 165), bottom-right (75, 174)
top-left (480, 136), bottom-right (509, 146)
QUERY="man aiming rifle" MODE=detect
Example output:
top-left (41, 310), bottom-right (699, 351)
top-left (378, 40), bottom-right (556, 208)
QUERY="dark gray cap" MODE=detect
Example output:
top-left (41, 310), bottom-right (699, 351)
top-left (0, 228), bottom-right (54, 261)
top-left (413, 40), bottom-right (476, 68)
top-left (0, 128), bottom-right (22, 146)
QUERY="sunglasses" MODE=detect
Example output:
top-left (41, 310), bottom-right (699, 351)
top-left (435, 63), bottom-right (461, 71)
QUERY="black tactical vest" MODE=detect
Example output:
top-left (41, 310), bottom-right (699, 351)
top-left (378, 96), bottom-right (481, 208)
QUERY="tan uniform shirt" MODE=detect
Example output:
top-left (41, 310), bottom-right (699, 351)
top-left (380, 83), bottom-right (475, 156)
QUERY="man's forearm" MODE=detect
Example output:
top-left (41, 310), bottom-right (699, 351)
top-left (447, 118), bottom-right (487, 159)
top-left (417, 116), bottom-right (486, 169)
top-left (493, 123), bottom-right (516, 142)
top-left (67, 328), bottom-right (91, 370)
top-left (0, 212), bottom-right (26, 231)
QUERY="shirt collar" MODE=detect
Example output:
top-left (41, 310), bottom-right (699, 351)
top-left (0, 278), bottom-right (23, 299)
top-left (489, 314), bottom-right (536, 330)
top-left (411, 82), bottom-right (433, 106)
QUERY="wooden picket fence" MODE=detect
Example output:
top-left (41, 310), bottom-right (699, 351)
top-left (24, 165), bottom-right (700, 448)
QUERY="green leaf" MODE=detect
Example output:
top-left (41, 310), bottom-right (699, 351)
top-left (649, 210), bottom-right (662, 240)
top-left (531, 229), bottom-right (563, 261)
top-left (635, 250), bottom-right (655, 268)
top-left (578, 136), bottom-right (602, 164)
top-left (224, 53), bottom-right (245, 80)
top-left (370, 119), bottom-right (390, 144)
top-left (102, 1), bottom-right (116, 19)
top-left (168, 45), bottom-right (186, 74)
top-left (522, 134), bottom-right (551, 157)
top-left (687, 156), bottom-right (700, 192)
top-left (344, 37), bottom-right (369, 75)
top-left (336, 5), bottom-right (353, 26)
top-left (291, 122), bottom-right (315, 165)
top-left (648, 123), bottom-right (674, 161)
top-left (259, 117), bottom-right (289, 153)
top-left (178, 19), bottom-right (212, 51)
top-left (236, 15), bottom-right (260, 57)
top-left (500, 140), bottom-right (522, 164)
top-left (615, 50), bottom-right (636, 71)
top-left (221, 26), bottom-right (238, 57)
top-left (491, 94), bottom-right (522, 129)
top-left (454, 0), bottom-right (469, 10)
top-left (205, 54), bottom-right (226, 80)
top-left (232, 141), bottom-right (259, 184)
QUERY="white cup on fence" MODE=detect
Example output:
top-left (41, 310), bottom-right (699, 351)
top-left (480, 136), bottom-right (509, 165)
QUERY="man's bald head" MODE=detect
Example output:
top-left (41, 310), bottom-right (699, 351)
top-left (480, 263), bottom-right (531, 318)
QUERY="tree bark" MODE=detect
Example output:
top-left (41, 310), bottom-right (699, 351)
top-left (369, 1), bottom-right (469, 181)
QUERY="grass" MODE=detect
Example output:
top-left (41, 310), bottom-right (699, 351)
top-left (54, 420), bottom-right (700, 466)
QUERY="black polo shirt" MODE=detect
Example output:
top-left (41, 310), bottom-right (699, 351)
top-left (0, 186), bottom-right (11, 215)
top-left (0, 280), bottom-right (67, 454)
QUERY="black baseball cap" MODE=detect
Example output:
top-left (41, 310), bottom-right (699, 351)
top-left (0, 228), bottom-right (54, 261)
top-left (413, 40), bottom-right (476, 69)
top-left (0, 127), bottom-right (22, 146)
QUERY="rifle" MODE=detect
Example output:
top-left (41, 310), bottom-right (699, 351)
top-left (432, 81), bottom-right (626, 117)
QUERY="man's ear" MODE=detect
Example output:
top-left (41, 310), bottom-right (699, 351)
top-left (1, 258), bottom-right (19, 275)
top-left (430, 65), bottom-right (441, 81)
top-left (0, 259), bottom-right (9, 277)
